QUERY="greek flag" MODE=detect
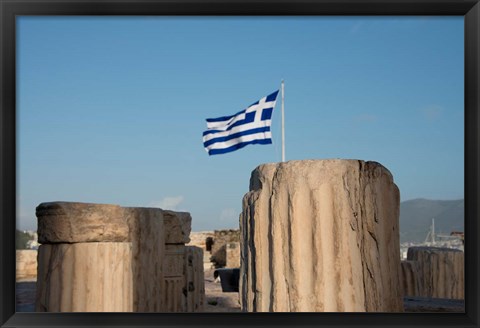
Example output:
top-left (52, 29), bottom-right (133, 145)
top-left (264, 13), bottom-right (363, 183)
top-left (203, 90), bottom-right (279, 155)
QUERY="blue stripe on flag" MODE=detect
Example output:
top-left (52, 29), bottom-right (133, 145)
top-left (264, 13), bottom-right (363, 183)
top-left (208, 138), bottom-right (272, 155)
top-left (261, 108), bottom-right (273, 121)
top-left (228, 111), bottom-right (255, 129)
top-left (266, 90), bottom-right (279, 102)
top-left (203, 126), bottom-right (271, 148)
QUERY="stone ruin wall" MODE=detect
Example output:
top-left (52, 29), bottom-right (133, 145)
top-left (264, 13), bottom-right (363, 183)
top-left (187, 231), bottom-right (215, 270)
top-left (187, 231), bottom-right (215, 250)
top-left (35, 202), bottom-right (205, 312)
top-left (225, 242), bottom-right (241, 268)
top-left (240, 159), bottom-right (404, 312)
top-left (188, 230), bottom-right (241, 269)
top-left (401, 247), bottom-right (464, 300)
top-left (210, 229), bottom-right (240, 268)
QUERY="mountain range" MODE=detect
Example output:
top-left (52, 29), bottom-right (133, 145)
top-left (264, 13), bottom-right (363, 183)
top-left (399, 198), bottom-right (464, 243)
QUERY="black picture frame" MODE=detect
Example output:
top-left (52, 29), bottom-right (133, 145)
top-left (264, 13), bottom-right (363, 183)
top-left (1, 1), bottom-right (478, 327)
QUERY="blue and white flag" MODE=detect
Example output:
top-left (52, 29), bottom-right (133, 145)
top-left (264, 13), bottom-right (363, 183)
top-left (203, 90), bottom-right (279, 156)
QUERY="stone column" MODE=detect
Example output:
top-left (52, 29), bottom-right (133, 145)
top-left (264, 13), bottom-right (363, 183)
top-left (240, 159), bottom-right (403, 312)
top-left (36, 242), bottom-right (134, 312)
top-left (401, 260), bottom-right (424, 298)
top-left (406, 247), bottom-right (464, 299)
top-left (123, 207), bottom-right (168, 312)
top-left (36, 202), bottom-right (205, 312)
top-left (35, 202), bottom-right (197, 312)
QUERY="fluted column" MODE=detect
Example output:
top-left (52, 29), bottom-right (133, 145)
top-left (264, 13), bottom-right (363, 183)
top-left (36, 202), bottom-right (167, 312)
top-left (240, 159), bottom-right (403, 312)
top-left (36, 242), bottom-right (133, 312)
top-left (406, 247), bottom-right (464, 299)
top-left (401, 260), bottom-right (424, 298)
top-left (35, 202), bottom-right (197, 312)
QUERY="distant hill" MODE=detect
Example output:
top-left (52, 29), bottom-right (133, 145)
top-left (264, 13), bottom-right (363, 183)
top-left (399, 198), bottom-right (464, 243)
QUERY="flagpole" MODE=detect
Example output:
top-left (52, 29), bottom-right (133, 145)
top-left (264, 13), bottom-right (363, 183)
top-left (281, 79), bottom-right (285, 162)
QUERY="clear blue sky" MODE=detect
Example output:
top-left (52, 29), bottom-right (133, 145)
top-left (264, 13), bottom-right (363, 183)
top-left (17, 16), bottom-right (464, 232)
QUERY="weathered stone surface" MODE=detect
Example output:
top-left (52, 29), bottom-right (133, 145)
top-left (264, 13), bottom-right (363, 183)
top-left (225, 242), bottom-right (240, 268)
top-left (37, 202), bottom-right (128, 243)
top-left (164, 244), bottom-right (186, 277)
top-left (162, 244), bottom-right (187, 312)
top-left (123, 207), bottom-right (166, 311)
top-left (406, 247), bottom-right (464, 299)
top-left (37, 203), bottom-right (192, 244)
top-left (35, 201), bottom-right (204, 312)
top-left (36, 206), bottom-right (167, 312)
top-left (35, 236), bottom-right (167, 312)
top-left (185, 246), bottom-right (205, 312)
top-left (164, 277), bottom-right (185, 312)
top-left (160, 245), bottom-right (206, 312)
top-left (401, 260), bottom-right (424, 298)
top-left (16, 250), bottom-right (37, 282)
top-left (211, 229), bottom-right (240, 267)
top-left (187, 231), bottom-right (215, 270)
top-left (240, 159), bottom-right (403, 312)
top-left (36, 243), bottom-right (134, 312)
top-left (163, 211), bottom-right (192, 244)
top-left (187, 231), bottom-right (215, 250)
